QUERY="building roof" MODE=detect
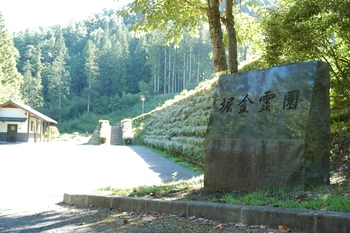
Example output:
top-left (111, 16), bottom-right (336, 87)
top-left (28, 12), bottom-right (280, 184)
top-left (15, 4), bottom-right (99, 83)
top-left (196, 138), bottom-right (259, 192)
top-left (0, 99), bottom-right (58, 124)
top-left (0, 117), bottom-right (27, 122)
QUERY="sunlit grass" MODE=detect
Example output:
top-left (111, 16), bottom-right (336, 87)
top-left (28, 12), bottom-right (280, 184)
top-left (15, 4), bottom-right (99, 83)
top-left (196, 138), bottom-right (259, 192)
top-left (210, 184), bottom-right (350, 212)
top-left (94, 176), bottom-right (350, 213)
top-left (94, 175), bottom-right (204, 198)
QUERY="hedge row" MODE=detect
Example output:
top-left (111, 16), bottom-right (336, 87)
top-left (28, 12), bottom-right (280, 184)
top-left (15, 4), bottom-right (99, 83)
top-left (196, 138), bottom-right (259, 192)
top-left (132, 79), bottom-right (217, 168)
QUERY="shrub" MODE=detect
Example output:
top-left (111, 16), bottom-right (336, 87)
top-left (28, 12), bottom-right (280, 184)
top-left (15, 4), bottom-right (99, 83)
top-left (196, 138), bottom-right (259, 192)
top-left (45, 126), bottom-right (60, 140)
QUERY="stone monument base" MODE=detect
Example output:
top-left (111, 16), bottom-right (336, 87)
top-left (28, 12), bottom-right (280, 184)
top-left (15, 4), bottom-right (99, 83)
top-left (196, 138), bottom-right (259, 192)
top-left (204, 138), bottom-right (329, 191)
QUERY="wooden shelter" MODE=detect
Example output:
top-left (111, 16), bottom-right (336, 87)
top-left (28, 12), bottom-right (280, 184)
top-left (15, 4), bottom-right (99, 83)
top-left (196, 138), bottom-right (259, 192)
top-left (0, 99), bottom-right (58, 143)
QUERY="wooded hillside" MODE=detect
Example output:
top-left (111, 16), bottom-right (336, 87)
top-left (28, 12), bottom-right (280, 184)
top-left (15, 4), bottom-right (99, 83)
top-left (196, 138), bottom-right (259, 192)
top-left (10, 9), bottom-right (214, 126)
top-left (0, 0), bottom-right (349, 137)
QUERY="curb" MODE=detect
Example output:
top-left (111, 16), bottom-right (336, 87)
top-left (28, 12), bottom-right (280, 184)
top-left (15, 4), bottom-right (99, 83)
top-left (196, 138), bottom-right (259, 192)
top-left (63, 193), bottom-right (350, 233)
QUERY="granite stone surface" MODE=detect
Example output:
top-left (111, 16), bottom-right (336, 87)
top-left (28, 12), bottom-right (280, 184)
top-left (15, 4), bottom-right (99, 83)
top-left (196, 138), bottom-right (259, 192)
top-left (204, 61), bottom-right (330, 191)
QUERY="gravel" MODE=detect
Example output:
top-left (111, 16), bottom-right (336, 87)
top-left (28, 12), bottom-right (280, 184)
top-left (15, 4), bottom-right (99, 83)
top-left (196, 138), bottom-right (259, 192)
top-left (1, 202), bottom-right (285, 232)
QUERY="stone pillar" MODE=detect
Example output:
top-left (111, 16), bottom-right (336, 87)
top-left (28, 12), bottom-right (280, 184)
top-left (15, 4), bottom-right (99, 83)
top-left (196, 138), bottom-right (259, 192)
top-left (99, 120), bottom-right (111, 145)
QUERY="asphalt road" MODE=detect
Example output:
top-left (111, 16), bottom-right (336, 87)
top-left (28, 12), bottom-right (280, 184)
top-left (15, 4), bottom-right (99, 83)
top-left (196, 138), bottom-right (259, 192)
top-left (0, 143), bottom-right (299, 233)
top-left (0, 142), bottom-right (198, 217)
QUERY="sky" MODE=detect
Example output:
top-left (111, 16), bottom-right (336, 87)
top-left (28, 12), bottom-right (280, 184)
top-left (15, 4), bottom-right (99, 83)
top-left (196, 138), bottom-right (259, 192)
top-left (1, 0), bottom-right (132, 34)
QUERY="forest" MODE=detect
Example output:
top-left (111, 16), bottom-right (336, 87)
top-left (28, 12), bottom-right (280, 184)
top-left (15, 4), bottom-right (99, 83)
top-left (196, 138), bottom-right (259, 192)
top-left (0, 8), bottom-right (216, 132)
top-left (0, 0), bottom-right (349, 135)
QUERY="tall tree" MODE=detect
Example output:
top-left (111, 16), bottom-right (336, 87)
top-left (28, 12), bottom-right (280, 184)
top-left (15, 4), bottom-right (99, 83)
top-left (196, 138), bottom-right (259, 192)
top-left (0, 13), bottom-right (22, 102)
top-left (126, 35), bottom-right (151, 94)
top-left (46, 28), bottom-right (70, 122)
top-left (83, 40), bottom-right (99, 114)
top-left (20, 46), bottom-right (43, 108)
top-left (262, 0), bottom-right (350, 108)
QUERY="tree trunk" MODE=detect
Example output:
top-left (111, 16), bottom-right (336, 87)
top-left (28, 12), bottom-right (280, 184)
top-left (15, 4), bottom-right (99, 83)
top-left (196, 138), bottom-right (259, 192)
top-left (223, 0), bottom-right (238, 72)
top-left (157, 61), bottom-right (160, 94)
top-left (189, 46), bottom-right (192, 85)
top-left (153, 66), bottom-right (157, 93)
top-left (172, 52), bottom-right (175, 93)
top-left (164, 48), bottom-right (167, 94)
top-left (87, 92), bottom-right (90, 114)
top-left (183, 53), bottom-right (186, 89)
top-left (87, 83), bottom-right (91, 114)
top-left (197, 61), bottom-right (200, 83)
top-left (207, 0), bottom-right (228, 73)
top-left (58, 71), bottom-right (62, 123)
top-left (168, 46), bottom-right (171, 93)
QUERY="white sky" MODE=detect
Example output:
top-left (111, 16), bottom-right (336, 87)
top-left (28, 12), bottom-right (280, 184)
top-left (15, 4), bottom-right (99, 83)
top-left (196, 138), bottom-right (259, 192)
top-left (1, 0), bottom-right (132, 33)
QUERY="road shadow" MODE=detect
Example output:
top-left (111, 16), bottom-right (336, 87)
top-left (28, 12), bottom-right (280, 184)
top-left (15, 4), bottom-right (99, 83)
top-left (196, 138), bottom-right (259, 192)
top-left (127, 146), bottom-right (199, 183)
top-left (0, 203), bottom-right (115, 233)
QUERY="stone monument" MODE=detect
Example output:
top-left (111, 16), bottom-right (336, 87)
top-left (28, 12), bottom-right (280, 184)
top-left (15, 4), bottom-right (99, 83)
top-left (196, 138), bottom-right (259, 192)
top-left (204, 61), bottom-right (330, 191)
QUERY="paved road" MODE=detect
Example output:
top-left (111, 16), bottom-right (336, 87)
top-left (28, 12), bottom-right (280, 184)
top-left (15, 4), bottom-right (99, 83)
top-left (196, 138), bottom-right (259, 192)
top-left (0, 142), bottom-right (199, 232)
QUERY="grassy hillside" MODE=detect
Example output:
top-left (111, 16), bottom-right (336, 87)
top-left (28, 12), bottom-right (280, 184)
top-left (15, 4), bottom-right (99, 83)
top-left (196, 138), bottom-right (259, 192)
top-left (131, 79), bottom-right (217, 168)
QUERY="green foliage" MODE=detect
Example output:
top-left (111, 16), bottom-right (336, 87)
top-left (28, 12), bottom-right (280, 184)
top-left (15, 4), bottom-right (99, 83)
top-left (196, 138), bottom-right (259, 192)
top-left (58, 111), bottom-right (100, 133)
top-left (45, 125), bottom-right (60, 140)
top-left (260, 0), bottom-right (350, 167)
top-left (21, 58), bottom-right (44, 109)
top-left (261, 0), bottom-right (350, 109)
top-left (83, 40), bottom-right (99, 114)
top-left (118, 0), bottom-right (206, 44)
top-left (43, 29), bottom-right (70, 123)
top-left (0, 13), bottom-right (22, 102)
top-left (10, 9), bottom-right (214, 132)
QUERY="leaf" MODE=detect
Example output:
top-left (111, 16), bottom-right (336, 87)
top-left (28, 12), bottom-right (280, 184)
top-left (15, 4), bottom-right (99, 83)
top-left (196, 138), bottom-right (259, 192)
top-left (278, 225), bottom-right (291, 232)
top-left (215, 224), bottom-right (223, 229)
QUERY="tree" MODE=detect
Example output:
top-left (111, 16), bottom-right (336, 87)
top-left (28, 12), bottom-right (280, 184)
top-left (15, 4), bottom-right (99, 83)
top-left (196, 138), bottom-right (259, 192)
top-left (262, 0), bottom-right (350, 109)
top-left (0, 13), bottom-right (22, 102)
top-left (207, 0), bottom-right (228, 73)
top-left (117, 0), bottom-right (238, 74)
top-left (83, 40), bottom-right (99, 114)
top-left (126, 35), bottom-right (151, 94)
top-left (46, 28), bottom-right (70, 122)
top-left (20, 46), bottom-right (44, 109)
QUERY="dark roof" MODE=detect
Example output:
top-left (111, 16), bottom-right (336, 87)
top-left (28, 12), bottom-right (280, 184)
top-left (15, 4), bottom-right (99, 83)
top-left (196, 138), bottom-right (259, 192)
top-left (0, 99), bottom-right (58, 124)
top-left (0, 117), bottom-right (27, 122)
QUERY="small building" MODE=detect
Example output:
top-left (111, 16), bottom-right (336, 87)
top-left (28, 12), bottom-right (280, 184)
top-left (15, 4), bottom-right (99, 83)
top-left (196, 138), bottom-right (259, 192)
top-left (0, 99), bottom-right (58, 143)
